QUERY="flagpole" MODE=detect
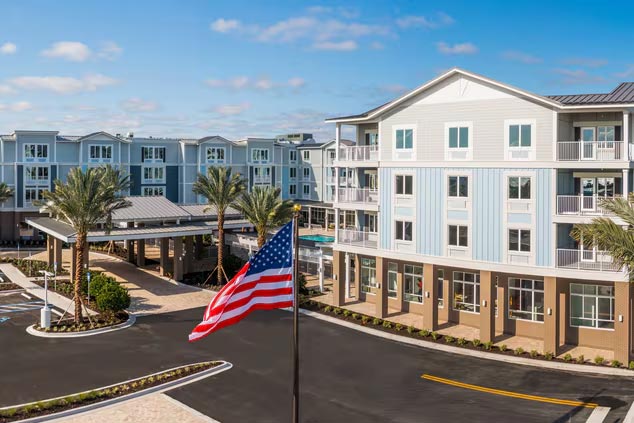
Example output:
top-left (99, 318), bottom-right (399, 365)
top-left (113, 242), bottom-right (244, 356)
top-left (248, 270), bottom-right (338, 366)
top-left (292, 204), bottom-right (301, 423)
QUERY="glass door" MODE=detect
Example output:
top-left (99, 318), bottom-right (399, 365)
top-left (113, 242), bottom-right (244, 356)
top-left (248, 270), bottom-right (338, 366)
top-left (581, 127), bottom-right (596, 160)
top-left (581, 178), bottom-right (596, 212)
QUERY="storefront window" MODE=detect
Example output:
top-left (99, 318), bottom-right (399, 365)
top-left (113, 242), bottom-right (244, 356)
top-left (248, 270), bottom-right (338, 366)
top-left (570, 284), bottom-right (614, 329)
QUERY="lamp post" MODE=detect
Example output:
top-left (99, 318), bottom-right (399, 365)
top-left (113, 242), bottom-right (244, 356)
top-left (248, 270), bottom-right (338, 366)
top-left (39, 270), bottom-right (54, 329)
top-left (86, 271), bottom-right (92, 304)
top-left (53, 262), bottom-right (57, 292)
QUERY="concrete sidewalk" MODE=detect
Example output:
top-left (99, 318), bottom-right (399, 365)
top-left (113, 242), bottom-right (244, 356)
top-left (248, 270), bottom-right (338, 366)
top-left (0, 263), bottom-right (96, 316)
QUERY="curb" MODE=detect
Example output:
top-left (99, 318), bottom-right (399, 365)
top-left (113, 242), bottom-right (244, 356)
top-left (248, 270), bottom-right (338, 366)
top-left (299, 308), bottom-right (634, 377)
top-left (0, 289), bottom-right (25, 296)
top-left (25, 314), bottom-right (136, 338)
top-left (3, 361), bottom-right (232, 423)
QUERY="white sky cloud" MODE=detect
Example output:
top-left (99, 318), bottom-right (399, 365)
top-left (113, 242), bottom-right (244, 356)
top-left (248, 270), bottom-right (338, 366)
top-left (313, 40), bottom-right (357, 51)
top-left (212, 102), bottom-right (251, 116)
top-left (552, 68), bottom-right (606, 85)
top-left (0, 42), bottom-right (17, 55)
top-left (205, 76), bottom-right (305, 91)
top-left (436, 41), bottom-right (478, 55)
top-left (121, 97), bottom-right (159, 112)
top-left (210, 18), bottom-right (241, 33)
top-left (396, 13), bottom-right (454, 29)
top-left (0, 84), bottom-right (16, 95)
top-left (0, 101), bottom-right (32, 112)
top-left (98, 41), bottom-right (123, 60)
top-left (502, 50), bottom-right (542, 64)
top-left (8, 74), bottom-right (118, 94)
top-left (41, 41), bottom-right (92, 62)
top-left (561, 57), bottom-right (608, 68)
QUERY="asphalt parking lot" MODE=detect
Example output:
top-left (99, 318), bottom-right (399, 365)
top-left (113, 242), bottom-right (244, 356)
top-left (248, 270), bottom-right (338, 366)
top-left (0, 291), bottom-right (61, 327)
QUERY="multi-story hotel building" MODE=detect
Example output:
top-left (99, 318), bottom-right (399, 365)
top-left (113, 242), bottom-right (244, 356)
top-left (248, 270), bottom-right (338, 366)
top-left (327, 68), bottom-right (634, 362)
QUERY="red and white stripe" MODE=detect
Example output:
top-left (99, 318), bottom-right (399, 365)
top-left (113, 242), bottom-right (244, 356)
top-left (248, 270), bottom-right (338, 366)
top-left (189, 264), bottom-right (294, 342)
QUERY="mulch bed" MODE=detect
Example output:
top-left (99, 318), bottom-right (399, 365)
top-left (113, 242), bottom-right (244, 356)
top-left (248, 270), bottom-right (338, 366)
top-left (0, 283), bottom-right (20, 292)
top-left (32, 311), bottom-right (129, 333)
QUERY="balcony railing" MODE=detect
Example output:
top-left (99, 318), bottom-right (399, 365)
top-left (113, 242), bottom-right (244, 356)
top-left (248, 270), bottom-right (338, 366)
top-left (337, 187), bottom-right (378, 204)
top-left (557, 141), bottom-right (624, 161)
top-left (556, 195), bottom-right (616, 216)
top-left (337, 229), bottom-right (378, 249)
top-left (556, 248), bottom-right (622, 272)
top-left (339, 145), bottom-right (379, 162)
top-left (253, 175), bottom-right (272, 184)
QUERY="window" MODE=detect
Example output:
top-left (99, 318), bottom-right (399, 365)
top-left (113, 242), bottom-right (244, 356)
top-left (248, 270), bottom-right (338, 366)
top-left (364, 212), bottom-right (377, 233)
top-left (508, 176), bottom-right (531, 199)
top-left (289, 184), bottom-right (297, 196)
top-left (448, 225), bottom-right (468, 247)
top-left (395, 220), bottom-right (413, 241)
top-left (395, 175), bottom-right (413, 196)
top-left (387, 262), bottom-right (397, 298)
top-left (143, 166), bottom-right (165, 183)
top-left (448, 126), bottom-right (469, 149)
top-left (395, 128), bottom-right (413, 150)
top-left (453, 271), bottom-right (480, 313)
top-left (570, 284), bottom-right (614, 329)
top-left (508, 229), bottom-right (530, 252)
top-left (142, 146), bottom-right (165, 163)
top-left (89, 145), bottom-right (112, 162)
top-left (303, 184), bottom-right (310, 197)
top-left (24, 187), bottom-right (45, 204)
top-left (252, 148), bottom-right (269, 162)
top-left (303, 168), bottom-right (310, 180)
top-left (598, 126), bottom-right (615, 143)
top-left (303, 150), bottom-right (310, 161)
top-left (206, 147), bottom-right (225, 163)
top-left (142, 186), bottom-right (164, 196)
top-left (290, 168), bottom-right (297, 179)
top-left (289, 150), bottom-right (297, 163)
top-left (25, 166), bottom-right (48, 182)
top-left (437, 269), bottom-right (445, 308)
top-left (254, 167), bottom-right (271, 182)
top-left (509, 124), bottom-right (532, 147)
top-left (365, 132), bottom-right (379, 146)
top-left (448, 176), bottom-right (468, 198)
top-left (508, 278), bottom-right (544, 322)
top-left (24, 144), bottom-right (48, 160)
top-left (404, 264), bottom-right (423, 303)
top-left (360, 258), bottom-right (377, 293)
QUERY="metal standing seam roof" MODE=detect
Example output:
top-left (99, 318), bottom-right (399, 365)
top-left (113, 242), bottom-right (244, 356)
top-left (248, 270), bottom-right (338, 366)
top-left (110, 196), bottom-right (194, 222)
top-left (178, 204), bottom-right (241, 219)
top-left (547, 82), bottom-right (634, 105)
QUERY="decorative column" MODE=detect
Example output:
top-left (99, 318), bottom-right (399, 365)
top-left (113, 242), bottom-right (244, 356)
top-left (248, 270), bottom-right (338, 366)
top-left (479, 271), bottom-right (495, 343)
top-left (195, 234), bottom-right (204, 260)
top-left (374, 257), bottom-right (387, 318)
top-left (395, 263), bottom-right (404, 312)
top-left (623, 111), bottom-right (630, 162)
top-left (422, 263), bottom-right (438, 331)
top-left (344, 252), bottom-right (350, 299)
top-left (614, 281), bottom-right (631, 364)
top-left (46, 235), bottom-right (55, 266)
top-left (173, 237), bottom-right (183, 281)
top-left (332, 250), bottom-right (345, 306)
top-left (159, 238), bottom-right (170, 276)
top-left (334, 209), bottom-right (340, 243)
top-left (53, 238), bottom-right (63, 270)
top-left (543, 276), bottom-right (560, 355)
top-left (184, 236), bottom-right (194, 274)
top-left (318, 254), bottom-right (324, 293)
top-left (353, 254), bottom-right (361, 299)
top-left (623, 169), bottom-right (629, 200)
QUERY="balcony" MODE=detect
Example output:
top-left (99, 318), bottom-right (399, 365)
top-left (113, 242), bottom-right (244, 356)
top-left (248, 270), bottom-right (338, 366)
top-left (253, 175), bottom-right (272, 184)
top-left (556, 195), bottom-right (614, 216)
top-left (556, 141), bottom-right (625, 161)
top-left (338, 145), bottom-right (379, 162)
top-left (556, 248), bottom-right (621, 272)
top-left (337, 229), bottom-right (378, 249)
top-left (337, 187), bottom-right (378, 204)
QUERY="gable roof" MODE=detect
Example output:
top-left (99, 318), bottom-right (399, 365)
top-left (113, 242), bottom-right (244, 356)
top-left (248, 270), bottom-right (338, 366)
top-left (195, 135), bottom-right (237, 145)
top-left (75, 131), bottom-right (130, 143)
top-left (547, 82), bottom-right (634, 105)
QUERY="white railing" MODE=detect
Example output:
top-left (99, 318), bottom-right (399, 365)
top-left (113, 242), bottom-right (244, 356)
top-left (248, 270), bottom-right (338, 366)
top-left (337, 187), bottom-right (378, 204)
top-left (253, 175), bottom-right (271, 183)
top-left (556, 195), bottom-right (614, 216)
top-left (557, 141), bottom-right (624, 161)
top-left (325, 175), bottom-right (336, 184)
top-left (339, 145), bottom-right (379, 162)
top-left (556, 248), bottom-right (621, 272)
top-left (337, 229), bottom-right (378, 249)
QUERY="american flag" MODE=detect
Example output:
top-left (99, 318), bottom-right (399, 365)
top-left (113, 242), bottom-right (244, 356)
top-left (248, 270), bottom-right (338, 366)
top-left (189, 221), bottom-right (294, 342)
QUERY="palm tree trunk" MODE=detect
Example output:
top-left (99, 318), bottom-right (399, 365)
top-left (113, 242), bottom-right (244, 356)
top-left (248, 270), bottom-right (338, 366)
top-left (74, 234), bottom-right (86, 324)
top-left (257, 229), bottom-right (266, 250)
top-left (217, 212), bottom-right (224, 285)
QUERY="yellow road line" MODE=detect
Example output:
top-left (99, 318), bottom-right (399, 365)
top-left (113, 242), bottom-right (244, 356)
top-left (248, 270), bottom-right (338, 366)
top-left (421, 374), bottom-right (598, 409)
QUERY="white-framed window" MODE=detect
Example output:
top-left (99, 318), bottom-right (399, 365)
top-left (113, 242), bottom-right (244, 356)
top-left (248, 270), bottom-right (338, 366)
top-left (395, 220), bottom-right (413, 241)
top-left (253, 166), bottom-right (271, 183)
top-left (508, 176), bottom-right (531, 199)
top-left (290, 168), bottom-right (297, 180)
top-left (252, 148), bottom-right (269, 163)
top-left (448, 176), bottom-right (468, 198)
top-left (24, 187), bottom-right (46, 205)
top-left (289, 150), bottom-right (297, 163)
top-left (364, 212), bottom-right (377, 233)
top-left (445, 122), bottom-right (472, 160)
top-left (570, 284), bottom-right (614, 329)
top-left (395, 128), bottom-right (414, 150)
top-left (24, 144), bottom-right (48, 161)
top-left (508, 229), bottom-right (531, 252)
top-left (365, 131), bottom-right (379, 146)
top-left (395, 175), bottom-right (413, 196)
top-left (404, 264), bottom-right (423, 303)
top-left (448, 225), bottom-right (468, 247)
top-left (508, 278), bottom-right (544, 322)
top-left (142, 186), bottom-right (165, 197)
top-left (143, 166), bottom-right (165, 183)
top-left (437, 269), bottom-right (444, 308)
top-left (302, 150), bottom-right (310, 161)
top-left (142, 146), bottom-right (165, 163)
top-left (360, 257), bottom-right (377, 293)
top-left (89, 145), bottom-right (113, 162)
top-left (387, 262), bottom-right (397, 298)
top-left (25, 166), bottom-right (49, 183)
top-left (505, 120), bottom-right (535, 160)
top-left (303, 167), bottom-right (310, 180)
top-left (289, 184), bottom-right (297, 196)
top-left (453, 271), bottom-right (480, 313)
top-left (302, 184), bottom-right (310, 198)
top-left (206, 147), bottom-right (225, 163)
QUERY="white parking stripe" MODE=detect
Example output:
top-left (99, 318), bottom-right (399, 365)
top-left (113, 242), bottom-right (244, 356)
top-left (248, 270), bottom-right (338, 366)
top-left (624, 401), bottom-right (634, 423)
top-left (587, 407), bottom-right (611, 423)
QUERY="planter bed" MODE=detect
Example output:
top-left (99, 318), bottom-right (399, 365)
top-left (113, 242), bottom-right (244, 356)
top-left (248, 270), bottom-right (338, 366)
top-left (32, 311), bottom-right (129, 333)
top-left (0, 361), bottom-right (221, 422)
top-left (0, 258), bottom-right (69, 277)
top-left (31, 278), bottom-right (99, 311)
top-left (0, 283), bottom-right (20, 292)
top-left (302, 299), bottom-right (633, 371)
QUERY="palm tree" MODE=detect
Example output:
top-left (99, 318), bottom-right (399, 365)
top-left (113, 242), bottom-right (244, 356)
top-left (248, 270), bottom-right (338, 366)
top-left (39, 167), bottom-right (130, 323)
top-left (0, 182), bottom-right (13, 204)
top-left (235, 186), bottom-right (295, 249)
top-left (192, 166), bottom-right (245, 285)
top-left (570, 195), bottom-right (634, 276)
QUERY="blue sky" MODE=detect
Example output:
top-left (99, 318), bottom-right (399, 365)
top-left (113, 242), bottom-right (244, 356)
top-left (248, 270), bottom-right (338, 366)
top-left (0, 0), bottom-right (632, 141)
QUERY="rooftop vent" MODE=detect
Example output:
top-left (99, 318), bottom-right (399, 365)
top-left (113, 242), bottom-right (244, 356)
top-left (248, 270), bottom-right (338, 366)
top-left (126, 131), bottom-right (134, 138)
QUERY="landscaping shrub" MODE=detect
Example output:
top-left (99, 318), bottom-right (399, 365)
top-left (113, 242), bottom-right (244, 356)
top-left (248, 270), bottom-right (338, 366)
top-left (407, 325), bottom-right (415, 334)
top-left (544, 352), bottom-right (554, 360)
top-left (333, 308), bottom-right (342, 315)
top-left (483, 341), bottom-right (493, 351)
top-left (457, 337), bottom-right (467, 347)
top-left (95, 282), bottom-right (130, 313)
top-left (431, 332), bottom-right (439, 340)
top-left (323, 306), bottom-right (332, 313)
top-left (594, 355), bottom-right (605, 365)
top-left (498, 344), bottom-right (507, 352)
top-left (382, 321), bottom-right (392, 329)
top-left (514, 347), bottom-right (524, 356)
top-left (563, 353), bottom-right (572, 362)
top-left (88, 273), bottom-right (115, 298)
top-left (629, 361), bottom-right (634, 370)
top-left (444, 336), bottom-right (455, 344)
top-left (471, 339), bottom-right (481, 348)
top-left (611, 360), bottom-right (622, 368)
top-left (420, 329), bottom-right (430, 337)
top-left (394, 323), bottom-right (403, 331)
top-left (361, 316), bottom-right (369, 324)
top-left (576, 355), bottom-right (585, 364)
top-left (372, 318), bottom-right (382, 326)
top-left (529, 350), bottom-right (539, 358)
top-left (351, 313), bottom-right (360, 320)
top-left (342, 309), bottom-right (351, 317)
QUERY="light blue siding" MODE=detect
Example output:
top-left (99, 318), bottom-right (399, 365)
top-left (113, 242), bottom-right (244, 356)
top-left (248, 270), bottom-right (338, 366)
top-left (536, 169), bottom-right (553, 266)
top-left (379, 168), bottom-right (392, 249)
top-left (417, 168), bottom-right (444, 256)
top-left (395, 207), bottom-right (414, 217)
top-left (473, 168), bottom-right (503, 263)
top-left (508, 213), bottom-right (532, 224)
top-left (447, 210), bottom-right (468, 221)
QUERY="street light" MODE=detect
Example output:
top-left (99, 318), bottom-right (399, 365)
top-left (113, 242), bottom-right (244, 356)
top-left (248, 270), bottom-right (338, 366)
top-left (53, 262), bottom-right (58, 292)
top-left (86, 271), bottom-right (92, 304)
top-left (39, 270), bottom-right (54, 329)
